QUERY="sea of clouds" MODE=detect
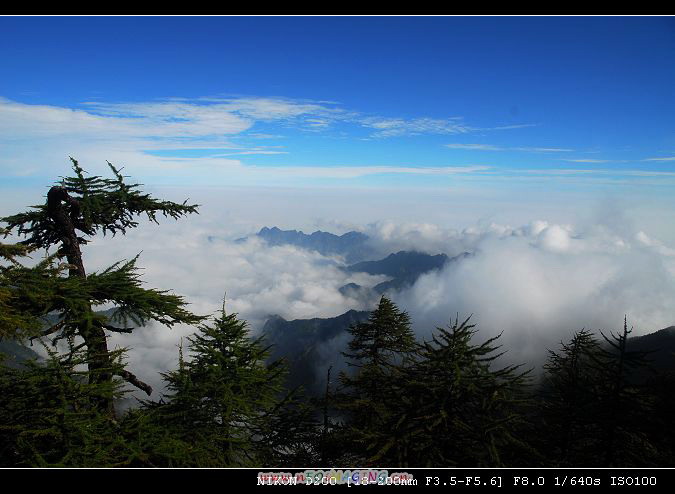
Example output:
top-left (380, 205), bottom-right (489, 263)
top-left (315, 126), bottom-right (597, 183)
top-left (70, 208), bottom-right (675, 399)
top-left (4, 185), bottom-right (675, 400)
top-left (391, 219), bottom-right (675, 369)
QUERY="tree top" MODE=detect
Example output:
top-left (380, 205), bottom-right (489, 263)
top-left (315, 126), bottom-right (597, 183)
top-left (1, 158), bottom-right (199, 249)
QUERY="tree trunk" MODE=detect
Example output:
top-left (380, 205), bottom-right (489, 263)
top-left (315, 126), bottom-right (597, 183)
top-left (47, 186), bottom-right (113, 414)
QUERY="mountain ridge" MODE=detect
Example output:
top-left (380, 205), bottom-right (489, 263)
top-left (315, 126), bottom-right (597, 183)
top-left (252, 226), bottom-right (374, 263)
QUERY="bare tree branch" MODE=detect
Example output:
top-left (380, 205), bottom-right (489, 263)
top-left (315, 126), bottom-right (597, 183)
top-left (30, 319), bottom-right (66, 341)
top-left (103, 324), bottom-right (134, 334)
top-left (116, 369), bottom-right (153, 396)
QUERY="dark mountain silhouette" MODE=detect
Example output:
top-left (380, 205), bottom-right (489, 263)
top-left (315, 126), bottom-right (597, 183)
top-left (245, 226), bottom-right (375, 263)
top-left (626, 326), bottom-right (675, 372)
top-left (262, 309), bottom-right (370, 394)
top-left (258, 250), bottom-right (472, 395)
top-left (338, 282), bottom-right (368, 297)
top-left (261, 299), bottom-right (675, 397)
top-left (0, 340), bottom-right (41, 369)
top-left (345, 250), bottom-right (471, 294)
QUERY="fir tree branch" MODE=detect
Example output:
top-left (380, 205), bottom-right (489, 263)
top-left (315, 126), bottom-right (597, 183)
top-left (116, 369), bottom-right (153, 396)
top-left (102, 324), bottom-right (134, 334)
top-left (30, 319), bottom-right (66, 341)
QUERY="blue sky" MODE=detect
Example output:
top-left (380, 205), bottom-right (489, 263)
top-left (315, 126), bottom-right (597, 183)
top-left (1, 16), bottom-right (674, 192)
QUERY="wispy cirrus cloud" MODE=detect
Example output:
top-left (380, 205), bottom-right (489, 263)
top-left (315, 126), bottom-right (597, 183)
top-left (5, 95), bottom-right (671, 190)
top-left (445, 143), bottom-right (573, 152)
top-left (562, 159), bottom-right (616, 163)
top-left (519, 168), bottom-right (675, 178)
top-left (243, 164), bottom-right (490, 179)
top-left (84, 97), bottom-right (337, 125)
top-left (139, 158), bottom-right (490, 180)
top-left (487, 123), bottom-right (539, 131)
top-left (247, 133), bottom-right (285, 139)
top-left (562, 157), bottom-right (675, 164)
top-left (643, 156), bottom-right (675, 162)
top-left (0, 97), bottom-right (254, 145)
top-left (1, 96), bottom-right (528, 146)
top-left (444, 143), bottom-right (503, 151)
top-left (361, 116), bottom-right (472, 138)
top-left (360, 119), bottom-right (538, 139)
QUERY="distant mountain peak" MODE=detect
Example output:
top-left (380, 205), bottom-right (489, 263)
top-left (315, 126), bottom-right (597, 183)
top-left (254, 226), bottom-right (374, 263)
top-left (262, 308), bottom-right (372, 394)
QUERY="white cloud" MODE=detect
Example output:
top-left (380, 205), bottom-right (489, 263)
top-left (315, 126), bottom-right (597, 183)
top-left (247, 133), bottom-right (285, 139)
top-left (445, 143), bottom-right (504, 151)
top-left (240, 164), bottom-right (490, 180)
top-left (514, 147), bottom-right (573, 152)
top-left (7, 176), bottom-right (675, 400)
top-left (643, 156), bottom-right (675, 162)
top-left (488, 123), bottom-right (538, 130)
top-left (563, 159), bottom-right (615, 163)
top-left (0, 97), bottom-right (492, 184)
top-left (0, 95), bottom-right (516, 183)
top-left (362, 116), bottom-right (471, 138)
top-left (518, 168), bottom-right (675, 179)
top-left (391, 218), bottom-right (675, 370)
top-left (75, 216), bottom-right (388, 398)
top-left (197, 97), bottom-right (347, 122)
top-left (446, 143), bottom-right (573, 152)
top-left (0, 97), bottom-right (252, 140)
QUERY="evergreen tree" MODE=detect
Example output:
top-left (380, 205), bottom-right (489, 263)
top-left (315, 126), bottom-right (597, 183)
top-left (258, 390), bottom-right (322, 467)
top-left (0, 231), bottom-right (52, 340)
top-left (539, 320), bottom-right (660, 467)
top-left (382, 316), bottom-right (531, 467)
top-left (342, 295), bottom-right (416, 369)
top-left (592, 318), bottom-right (657, 466)
top-left (337, 296), bottom-right (417, 464)
top-left (0, 343), bottom-right (132, 466)
top-left (143, 305), bottom-right (289, 466)
top-left (1, 159), bottom-right (203, 414)
top-left (539, 329), bottom-right (604, 466)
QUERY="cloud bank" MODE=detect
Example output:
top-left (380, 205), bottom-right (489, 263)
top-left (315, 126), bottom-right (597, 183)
top-left (73, 208), bottom-right (675, 400)
top-left (390, 219), bottom-right (675, 369)
top-left (6, 176), bottom-right (674, 399)
top-left (78, 217), bottom-right (387, 398)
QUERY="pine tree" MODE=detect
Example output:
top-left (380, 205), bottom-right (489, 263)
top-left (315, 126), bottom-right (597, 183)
top-left (1, 158), bottom-right (203, 414)
top-left (342, 295), bottom-right (416, 369)
top-left (539, 329), bottom-right (604, 466)
top-left (0, 230), bottom-right (51, 340)
top-left (0, 342), bottom-right (132, 466)
top-left (143, 305), bottom-right (288, 466)
top-left (384, 316), bottom-right (531, 467)
top-left (258, 389), bottom-right (322, 467)
top-left (539, 320), bottom-right (660, 467)
top-left (592, 317), bottom-right (657, 466)
top-left (337, 296), bottom-right (417, 464)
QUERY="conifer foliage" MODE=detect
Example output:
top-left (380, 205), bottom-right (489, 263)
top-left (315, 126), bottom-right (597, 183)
top-left (540, 329), bottom-right (604, 465)
top-left (593, 318), bottom-right (657, 466)
top-left (1, 158), bottom-right (203, 413)
top-left (389, 316), bottom-right (531, 467)
top-left (0, 344), bottom-right (130, 466)
top-left (142, 306), bottom-right (287, 466)
top-left (539, 320), bottom-right (659, 466)
top-left (337, 296), bottom-right (416, 463)
top-left (0, 230), bottom-right (47, 340)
